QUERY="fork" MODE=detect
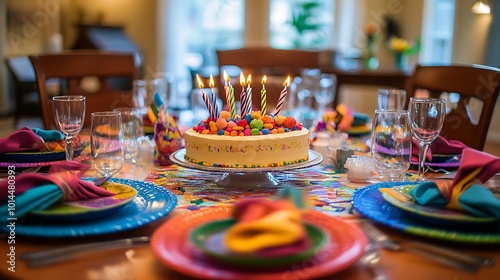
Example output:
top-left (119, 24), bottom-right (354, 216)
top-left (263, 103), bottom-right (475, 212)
top-left (360, 240), bottom-right (388, 280)
top-left (361, 221), bottom-right (493, 272)
top-left (21, 236), bottom-right (150, 267)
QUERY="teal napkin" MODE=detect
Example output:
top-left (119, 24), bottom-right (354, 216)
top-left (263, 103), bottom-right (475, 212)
top-left (409, 148), bottom-right (500, 218)
top-left (410, 182), bottom-right (500, 218)
top-left (31, 128), bottom-right (64, 142)
top-left (0, 184), bottom-right (62, 220)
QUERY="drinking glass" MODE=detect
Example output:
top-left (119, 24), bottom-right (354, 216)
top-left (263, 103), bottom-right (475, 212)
top-left (408, 98), bottom-right (446, 181)
top-left (314, 73), bottom-right (337, 120)
top-left (113, 108), bottom-right (144, 163)
top-left (370, 110), bottom-right (412, 182)
top-left (90, 111), bottom-right (124, 177)
top-left (52, 96), bottom-right (86, 161)
top-left (378, 89), bottom-right (406, 110)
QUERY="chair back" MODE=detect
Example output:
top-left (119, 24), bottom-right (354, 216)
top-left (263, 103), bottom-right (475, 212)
top-left (216, 47), bottom-right (321, 109)
top-left (29, 50), bottom-right (137, 129)
top-left (4, 56), bottom-right (38, 122)
top-left (408, 64), bottom-right (500, 150)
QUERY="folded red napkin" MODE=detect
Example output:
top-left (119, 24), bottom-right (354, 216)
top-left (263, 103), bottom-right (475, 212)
top-left (0, 127), bottom-right (45, 154)
top-left (0, 161), bottom-right (114, 219)
top-left (411, 136), bottom-right (467, 162)
top-left (409, 148), bottom-right (500, 217)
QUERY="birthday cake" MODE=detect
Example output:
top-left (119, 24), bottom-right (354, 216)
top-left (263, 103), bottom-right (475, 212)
top-left (184, 111), bottom-right (310, 168)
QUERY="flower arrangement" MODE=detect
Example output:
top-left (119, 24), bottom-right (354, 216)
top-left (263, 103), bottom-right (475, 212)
top-left (387, 36), bottom-right (420, 70)
top-left (364, 22), bottom-right (379, 69)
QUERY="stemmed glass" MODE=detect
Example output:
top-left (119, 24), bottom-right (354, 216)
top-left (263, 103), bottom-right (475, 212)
top-left (90, 112), bottom-right (124, 177)
top-left (314, 73), bottom-right (337, 120)
top-left (408, 98), bottom-right (446, 181)
top-left (52, 96), bottom-right (86, 161)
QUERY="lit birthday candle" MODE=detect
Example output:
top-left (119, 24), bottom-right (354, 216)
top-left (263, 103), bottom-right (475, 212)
top-left (239, 72), bottom-right (247, 117)
top-left (196, 74), bottom-right (214, 120)
top-left (224, 71), bottom-right (236, 119)
top-left (261, 75), bottom-right (267, 115)
top-left (246, 74), bottom-right (252, 115)
top-left (223, 71), bottom-right (230, 111)
top-left (274, 76), bottom-right (290, 116)
top-left (209, 75), bottom-right (218, 120)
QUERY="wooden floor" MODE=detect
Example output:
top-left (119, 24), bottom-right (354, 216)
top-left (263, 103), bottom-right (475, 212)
top-left (1, 115), bottom-right (500, 157)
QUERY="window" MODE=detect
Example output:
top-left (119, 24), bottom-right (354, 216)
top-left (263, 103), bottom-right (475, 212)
top-left (420, 0), bottom-right (455, 63)
top-left (269, 0), bottom-right (335, 49)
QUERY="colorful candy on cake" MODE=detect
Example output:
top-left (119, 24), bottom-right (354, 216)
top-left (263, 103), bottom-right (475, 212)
top-left (184, 73), bottom-right (310, 168)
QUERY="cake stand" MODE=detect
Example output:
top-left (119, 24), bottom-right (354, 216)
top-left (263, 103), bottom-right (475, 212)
top-left (170, 149), bottom-right (323, 188)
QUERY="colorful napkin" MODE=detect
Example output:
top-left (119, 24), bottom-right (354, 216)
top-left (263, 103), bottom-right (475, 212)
top-left (224, 188), bottom-right (310, 256)
top-left (411, 136), bottom-right (467, 162)
top-left (409, 148), bottom-right (500, 217)
top-left (0, 163), bottom-right (113, 219)
top-left (0, 127), bottom-right (64, 154)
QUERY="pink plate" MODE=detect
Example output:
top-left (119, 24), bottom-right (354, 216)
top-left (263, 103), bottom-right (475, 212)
top-left (151, 206), bottom-right (367, 280)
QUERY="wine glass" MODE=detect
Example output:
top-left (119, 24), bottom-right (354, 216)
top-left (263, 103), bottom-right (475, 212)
top-left (90, 111), bottom-right (124, 177)
top-left (314, 73), bottom-right (337, 120)
top-left (52, 96), bottom-right (86, 161)
top-left (408, 97), bottom-right (446, 181)
top-left (370, 110), bottom-right (412, 182)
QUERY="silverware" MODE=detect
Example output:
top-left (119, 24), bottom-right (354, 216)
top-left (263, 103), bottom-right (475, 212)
top-left (21, 236), bottom-right (150, 267)
top-left (93, 173), bottom-right (113, 186)
top-left (360, 242), bottom-right (388, 280)
top-left (361, 221), bottom-right (493, 272)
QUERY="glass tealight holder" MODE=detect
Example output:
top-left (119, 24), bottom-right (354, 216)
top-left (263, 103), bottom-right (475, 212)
top-left (344, 155), bottom-right (374, 183)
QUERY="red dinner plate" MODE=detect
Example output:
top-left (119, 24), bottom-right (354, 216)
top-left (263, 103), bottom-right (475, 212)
top-left (151, 206), bottom-right (367, 280)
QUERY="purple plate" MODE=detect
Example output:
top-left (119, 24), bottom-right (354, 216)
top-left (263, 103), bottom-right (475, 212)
top-left (410, 154), bottom-right (461, 169)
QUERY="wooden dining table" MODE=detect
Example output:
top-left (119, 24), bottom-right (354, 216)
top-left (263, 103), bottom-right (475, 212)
top-left (1, 152), bottom-right (500, 280)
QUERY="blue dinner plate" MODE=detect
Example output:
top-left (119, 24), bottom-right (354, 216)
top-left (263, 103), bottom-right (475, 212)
top-left (1, 178), bottom-right (177, 237)
top-left (351, 182), bottom-right (500, 244)
top-left (0, 146), bottom-right (85, 163)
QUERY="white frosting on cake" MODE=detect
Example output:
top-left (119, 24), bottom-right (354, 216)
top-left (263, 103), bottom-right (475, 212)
top-left (184, 128), bottom-right (310, 167)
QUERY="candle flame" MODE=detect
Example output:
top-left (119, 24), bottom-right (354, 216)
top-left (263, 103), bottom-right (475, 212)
top-left (224, 70), bottom-right (230, 82)
top-left (209, 75), bottom-right (214, 88)
top-left (196, 74), bottom-right (204, 88)
top-left (284, 76), bottom-right (290, 87)
top-left (240, 72), bottom-right (245, 86)
top-left (262, 75), bottom-right (267, 84)
top-left (246, 74), bottom-right (252, 84)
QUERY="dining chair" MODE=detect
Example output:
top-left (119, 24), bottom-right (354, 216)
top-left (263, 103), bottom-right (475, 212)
top-left (408, 64), bottom-right (500, 151)
top-left (216, 47), bottom-right (323, 109)
top-left (29, 50), bottom-right (138, 129)
top-left (4, 56), bottom-right (39, 124)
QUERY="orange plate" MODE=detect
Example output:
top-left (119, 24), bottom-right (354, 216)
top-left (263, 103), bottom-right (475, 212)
top-left (151, 207), bottom-right (367, 280)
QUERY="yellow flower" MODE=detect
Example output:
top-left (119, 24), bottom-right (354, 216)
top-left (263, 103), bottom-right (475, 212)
top-left (389, 37), bottom-right (411, 53)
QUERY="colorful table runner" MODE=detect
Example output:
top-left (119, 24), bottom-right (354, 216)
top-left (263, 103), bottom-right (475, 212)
top-left (145, 164), bottom-right (416, 218)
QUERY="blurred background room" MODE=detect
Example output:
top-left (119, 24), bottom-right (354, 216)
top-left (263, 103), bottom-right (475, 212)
top-left (0, 0), bottom-right (499, 154)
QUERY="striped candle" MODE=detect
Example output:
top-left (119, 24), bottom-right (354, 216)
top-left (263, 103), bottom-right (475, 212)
top-left (224, 71), bottom-right (236, 118)
top-left (209, 75), bottom-right (218, 119)
top-left (196, 74), bottom-right (215, 120)
top-left (261, 75), bottom-right (267, 116)
top-left (223, 71), bottom-right (230, 111)
top-left (239, 72), bottom-right (247, 116)
top-left (246, 74), bottom-right (252, 115)
top-left (274, 76), bottom-right (291, 116)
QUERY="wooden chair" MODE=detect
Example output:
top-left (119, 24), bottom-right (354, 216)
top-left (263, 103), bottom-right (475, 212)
top-left (408, 64), bottom-right (500, 150)
top-left (216, 47), bottom-right (322, 110)
top-left (29, 50), bottom-right (137, 129)
top-left (4, 56), bottom-right (39, 123)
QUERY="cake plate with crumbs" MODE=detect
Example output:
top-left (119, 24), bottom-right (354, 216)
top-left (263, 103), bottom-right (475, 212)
top-left (170, 149), bottom-right (323, 188)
